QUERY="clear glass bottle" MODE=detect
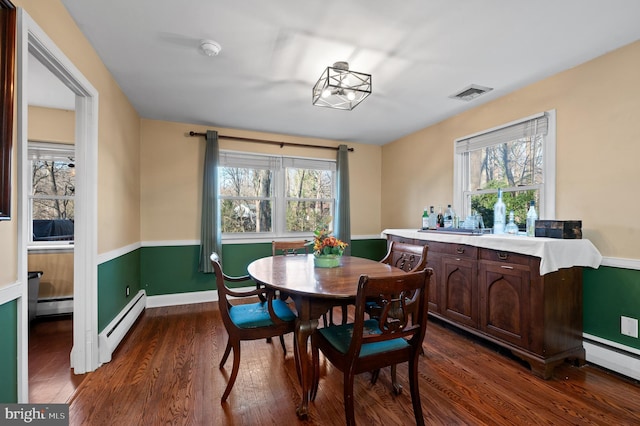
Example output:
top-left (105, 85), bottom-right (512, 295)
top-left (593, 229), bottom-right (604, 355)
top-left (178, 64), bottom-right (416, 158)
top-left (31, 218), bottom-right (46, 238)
top-left (506, 210), bottom-right (518, 235)
top-left (429, 206), bottom-right (436, 229)
top-left (444, 204), bottom-right (454, 228)
top-left (422, 207), bottom-right (429, 230)
top-left (437, 206), bottom-right (444, 228)
top-left (526, 200), bottom-right (538, 237)
top-left (493, 188), bottom-right (506, 234)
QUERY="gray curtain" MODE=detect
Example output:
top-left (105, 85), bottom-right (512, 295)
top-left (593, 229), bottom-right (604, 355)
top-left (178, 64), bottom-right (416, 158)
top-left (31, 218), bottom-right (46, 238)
top-left (335, 144), bottom-right (351, 255)
top-left (198, 130), bottom-right (222, 273)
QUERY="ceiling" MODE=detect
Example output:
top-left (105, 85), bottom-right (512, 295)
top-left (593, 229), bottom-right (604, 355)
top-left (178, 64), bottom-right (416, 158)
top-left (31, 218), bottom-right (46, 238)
top-left (30, 1), bottom-right (640, 145)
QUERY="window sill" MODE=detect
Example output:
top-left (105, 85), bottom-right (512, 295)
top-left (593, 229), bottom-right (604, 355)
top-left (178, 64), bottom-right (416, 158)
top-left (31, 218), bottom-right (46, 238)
top-left (28, 243), bottom-right (74, 253)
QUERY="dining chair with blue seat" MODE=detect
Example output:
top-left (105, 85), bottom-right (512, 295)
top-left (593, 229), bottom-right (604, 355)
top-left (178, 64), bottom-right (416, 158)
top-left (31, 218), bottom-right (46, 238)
top-left (367, 241), bottom-right (429, 393)
top-left (311, 268), bottom-right (432, 425)
top-left (211, 252), bottom-right (297, 403)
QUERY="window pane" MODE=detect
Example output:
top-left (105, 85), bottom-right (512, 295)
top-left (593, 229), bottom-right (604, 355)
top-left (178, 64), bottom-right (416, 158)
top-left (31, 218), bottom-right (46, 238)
top-left (468, 135), bottom-right (543, 191)
top-left (286, 200), bottom-right (333, 232)
top-left (286, 168), bottom-right (332, 199)
top-left (32, 199), bottom-right (75, 241)
top-left (220, 167), bottom-right (272, 197)
top-left (221, 199), bottom-right (272, 233)
top-left (470, 189), bottom-right (539, 231)
top-left (32, 160), bottom-right (75, 197)
top-left (33, 199), bottom-right (75, 221)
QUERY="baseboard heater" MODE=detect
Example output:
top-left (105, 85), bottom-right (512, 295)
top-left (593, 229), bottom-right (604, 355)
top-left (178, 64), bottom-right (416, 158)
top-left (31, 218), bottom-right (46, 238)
top-left (36, 296), bottom-right (74, 317)
top-left (583, 333), bottom-right (640, 381)
top-left (98, 290), bottom-right (146, 364)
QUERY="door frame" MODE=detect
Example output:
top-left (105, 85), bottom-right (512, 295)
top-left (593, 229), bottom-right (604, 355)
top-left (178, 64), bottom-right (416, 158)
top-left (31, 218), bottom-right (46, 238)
top-left (16, 8), bottom-right (99, 401)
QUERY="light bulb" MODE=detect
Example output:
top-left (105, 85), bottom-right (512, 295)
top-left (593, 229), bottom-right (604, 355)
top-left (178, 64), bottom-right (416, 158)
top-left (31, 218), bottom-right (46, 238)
top-left (322, 89), bottom-right (331, 98)
top-left (346, 91), bottom-right (356, 101)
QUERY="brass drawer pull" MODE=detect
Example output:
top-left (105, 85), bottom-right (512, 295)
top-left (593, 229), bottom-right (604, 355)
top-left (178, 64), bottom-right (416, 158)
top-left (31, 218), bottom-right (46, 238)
top-left (497, 252), bottom-right (509, 260)
top-left (456, 247), bottom-right (465, 254)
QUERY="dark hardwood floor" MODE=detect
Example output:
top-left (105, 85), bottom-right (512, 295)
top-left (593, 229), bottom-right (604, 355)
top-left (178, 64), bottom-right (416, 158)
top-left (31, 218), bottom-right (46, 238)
top-left (33, 303), bottom-right (640, 425)
top-left (28, 314), bottom-right (85, 403)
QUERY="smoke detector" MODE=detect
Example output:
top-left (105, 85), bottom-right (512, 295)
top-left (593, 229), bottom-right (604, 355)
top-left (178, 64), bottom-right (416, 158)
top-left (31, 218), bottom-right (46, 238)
top-left (200, 40), bottom-right (222, 57)
top-left (450, 84), bottom-right (493, 101)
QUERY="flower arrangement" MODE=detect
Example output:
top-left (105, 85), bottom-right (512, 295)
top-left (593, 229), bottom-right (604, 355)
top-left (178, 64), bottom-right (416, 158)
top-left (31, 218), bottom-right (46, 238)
top-left (312, 228), bottom-right (348, 257)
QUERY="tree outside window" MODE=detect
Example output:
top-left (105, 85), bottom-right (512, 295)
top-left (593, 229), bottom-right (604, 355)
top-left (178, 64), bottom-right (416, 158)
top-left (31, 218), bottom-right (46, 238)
top-left (219, 152), bottom-right (335, 236)
top-left (455, 112), bottom-right (555, 230)
top-left (28, 142), bottom-right (75, 244)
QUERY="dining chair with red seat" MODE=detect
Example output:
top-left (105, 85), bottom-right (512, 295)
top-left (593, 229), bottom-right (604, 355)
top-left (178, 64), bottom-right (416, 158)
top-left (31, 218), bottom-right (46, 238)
top-left (211, 253), bottom-right (297, 403)
top-left (311, 268), bottom-right (432, 426)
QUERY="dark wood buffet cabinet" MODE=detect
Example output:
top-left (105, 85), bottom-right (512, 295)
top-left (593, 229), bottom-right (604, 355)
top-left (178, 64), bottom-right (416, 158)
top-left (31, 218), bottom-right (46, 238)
top-left (386, 232), bottom-right (588, 379)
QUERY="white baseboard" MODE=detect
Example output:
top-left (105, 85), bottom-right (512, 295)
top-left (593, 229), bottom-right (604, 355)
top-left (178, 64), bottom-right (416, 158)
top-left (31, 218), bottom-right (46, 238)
top-left (36, 297), bottom-right (73, 317)
top-left (98, 290), bottom-right (146, 364)
top-left (146, 290), bottom-right (217, 308)
top-left (584, 333), bottom-right (640, 381)
top-left (145, 286), bottom-right (256, 308)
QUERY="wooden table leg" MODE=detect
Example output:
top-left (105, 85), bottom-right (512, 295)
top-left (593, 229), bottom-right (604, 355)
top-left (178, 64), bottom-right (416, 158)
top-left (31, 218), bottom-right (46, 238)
top-left (295, 316), bottom-right (318, 418)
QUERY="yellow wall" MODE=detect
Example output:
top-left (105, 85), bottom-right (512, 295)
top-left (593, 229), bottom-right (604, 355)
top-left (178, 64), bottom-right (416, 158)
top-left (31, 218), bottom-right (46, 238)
top-left (27, 106), bottom-right (76, 298)
top-left (140, 119), bottom-right (383, 241)
top-left (382, 39), bottom-right (640, 259)
top-left (4, 0), bottom-right (639, 293)
top-left (27, 252), bottom-right (73, 298)
top-left (28, 106), bottom-right (74, 143)
top-left (16, 0), bottom-right (141, 255)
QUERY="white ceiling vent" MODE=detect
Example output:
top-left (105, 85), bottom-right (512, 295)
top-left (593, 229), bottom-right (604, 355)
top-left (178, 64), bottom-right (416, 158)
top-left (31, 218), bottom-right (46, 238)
top-left (450, 84), bottom-right (493, 101)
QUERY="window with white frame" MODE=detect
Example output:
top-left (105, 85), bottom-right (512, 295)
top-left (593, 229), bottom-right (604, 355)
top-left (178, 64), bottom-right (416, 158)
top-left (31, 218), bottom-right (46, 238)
top-left (453, 110), bottom-right (556, 230)
top-left (28, 142), bottom-right (76, 245)
top-left (219, 151), bottom-right (336, 237)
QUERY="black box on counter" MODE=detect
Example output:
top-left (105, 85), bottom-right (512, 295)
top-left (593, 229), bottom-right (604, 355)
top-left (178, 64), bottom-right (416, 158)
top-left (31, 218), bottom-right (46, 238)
top-left (534, 220), bottom-right (582, 239)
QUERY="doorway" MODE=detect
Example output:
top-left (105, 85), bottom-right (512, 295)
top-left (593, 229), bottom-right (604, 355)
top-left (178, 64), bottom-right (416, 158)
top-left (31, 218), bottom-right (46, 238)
top-left (17, 9), bottom-right (99, 402)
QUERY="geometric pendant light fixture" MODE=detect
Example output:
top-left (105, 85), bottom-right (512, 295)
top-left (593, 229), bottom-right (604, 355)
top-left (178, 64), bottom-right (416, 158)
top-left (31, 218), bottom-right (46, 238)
top-left (312, 61), bottom-right (372, 110)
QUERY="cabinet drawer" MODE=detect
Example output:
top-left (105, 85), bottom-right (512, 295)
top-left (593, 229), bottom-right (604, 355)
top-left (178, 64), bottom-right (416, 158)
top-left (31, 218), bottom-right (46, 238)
top-left (479, 248), bottom-right (535, 266)
top-left (389, 235), bottom-right (416, 245)
top-left (429, 241), bottom-right (477, 259)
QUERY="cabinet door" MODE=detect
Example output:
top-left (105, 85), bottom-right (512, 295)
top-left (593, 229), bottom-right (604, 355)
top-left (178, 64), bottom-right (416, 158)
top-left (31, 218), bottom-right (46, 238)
top-left (479, 260), bottom-right (531, 348)
top-left (441, 256), bottom-right (478, 327)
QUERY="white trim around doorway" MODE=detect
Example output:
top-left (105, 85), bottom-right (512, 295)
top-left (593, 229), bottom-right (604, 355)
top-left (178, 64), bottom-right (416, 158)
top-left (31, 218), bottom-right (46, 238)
top-left (17, 8), bottom-right (99, 402)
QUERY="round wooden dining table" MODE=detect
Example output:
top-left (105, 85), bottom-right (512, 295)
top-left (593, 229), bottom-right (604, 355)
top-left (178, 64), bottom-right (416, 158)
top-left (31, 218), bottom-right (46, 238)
top-left (247, 254), bottom-right (403, 418)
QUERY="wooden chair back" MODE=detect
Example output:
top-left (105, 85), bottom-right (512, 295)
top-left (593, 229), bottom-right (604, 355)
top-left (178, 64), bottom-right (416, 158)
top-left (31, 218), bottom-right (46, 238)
top-left (210, 253), bottom-right (296, 402)
top-left (380, 241), bottom-right (428, 272)
top-left (272, 240), bottom-right (309, 256)
top-left (311, 268), bottom-right (432, 425)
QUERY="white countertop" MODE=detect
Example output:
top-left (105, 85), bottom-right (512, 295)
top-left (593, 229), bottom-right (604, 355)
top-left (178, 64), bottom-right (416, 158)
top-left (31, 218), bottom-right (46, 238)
top-left (381, 229), bottom-right (602, 276)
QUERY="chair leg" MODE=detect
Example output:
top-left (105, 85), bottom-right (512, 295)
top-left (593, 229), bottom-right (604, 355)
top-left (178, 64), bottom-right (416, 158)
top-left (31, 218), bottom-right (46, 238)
top-left (279, 334), bottom-right (287, 355)
top-left (344, 370), bottom-right (356, 426)
top-left (370, 369), bottom-right (380, 384)
top-left (390, 364), bottom-right (402, 395)
top-left (294, 332), bottom-right (302, 384)
top-left (219, 340), bottom-right (232, 368)
top-left (311, 342), bottom-right (320, 401)
top-left (408, 357), bottom-right (425, 426)
top-left (221, 341), bottom-right (241, 403)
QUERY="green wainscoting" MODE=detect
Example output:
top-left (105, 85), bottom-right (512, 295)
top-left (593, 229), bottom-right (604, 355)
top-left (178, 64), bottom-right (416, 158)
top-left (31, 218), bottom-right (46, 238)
top-left (584, 266), bottom-right (640, 351)
top-left (0, 299), bottom-right (18, 402)
top-left (98, 249), bottom-right (141, 333)
top-left (140, 239), bottom-right (388, 297)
